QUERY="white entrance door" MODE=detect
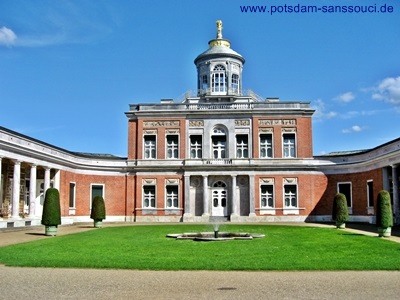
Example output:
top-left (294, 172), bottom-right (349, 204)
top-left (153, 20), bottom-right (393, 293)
top-left (211, 180), bottom-right (228, 216)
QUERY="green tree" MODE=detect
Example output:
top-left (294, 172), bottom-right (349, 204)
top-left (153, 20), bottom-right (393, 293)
top-left (90, 195), bottom-right (106, 221)
top-left (41, 188), bottom-right (61, 226)
top-left (376, 190), bottom-right (393, 228)
top-left (332, 193), bottom-right (349, 227)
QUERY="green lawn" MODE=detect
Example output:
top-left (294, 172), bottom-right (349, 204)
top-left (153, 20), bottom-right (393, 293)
top-left (1, 224), bottom-right (399, 270)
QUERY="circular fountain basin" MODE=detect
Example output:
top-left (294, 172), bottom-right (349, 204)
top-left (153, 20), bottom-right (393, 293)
top-left (166, 232), bottom-right (265, 241)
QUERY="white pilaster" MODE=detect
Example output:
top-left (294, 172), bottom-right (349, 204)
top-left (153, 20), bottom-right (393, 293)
top-left (29, 165), bottom-right (37, 218)
top-left (0, 157), bottom-right (2, 219)
top-left (392, 165), bottom-right (399, 225)
top-left (249, 174), bottom-right (256, 217)
top-left (12, 160), bottom-right (21, 219)
top-left (231, 175), bottom-right (238, 216)
top-left (202, 175), bottom-right (209, 217)
top-left (183, 175), bottom-right (192, 220)
top-left (44, 167), bottom-right (51, 194)
top-left (54, 169), bottom-right (60, 190)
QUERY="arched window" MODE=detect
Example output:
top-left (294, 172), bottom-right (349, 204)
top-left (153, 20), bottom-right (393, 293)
top-left (212, 127), bottom-right (226, 159)
top-left (212, 65), bottom-right (226, 93)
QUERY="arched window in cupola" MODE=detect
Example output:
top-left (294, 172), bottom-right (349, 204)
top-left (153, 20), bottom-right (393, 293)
top-left (211, 65), bottom-right (226, 94)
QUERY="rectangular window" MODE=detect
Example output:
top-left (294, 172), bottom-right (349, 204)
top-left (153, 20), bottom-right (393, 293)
top-left (166, 186), bottom-right (179, 208)
top-left (232, 74), bottom-right (239, 94)
top-left (367, 181), bottom-right (374, 207)
top-left (202, 75), bottom-right (208, 91)
top-left (260, 134), bottom-right (273, 158)
top-left (190, 135), bottom-right (202, 159)
top-left (212, 136), bottom-right (226, 159)
top-left (91, 185), bottom-right (103, 199)
top-left (260, 185), bottom-right (274, 208)
top-left (284, 185), bottom-right (297, 208)
top-left (166, 135), bottom-right (179, 159)
top-left (236, 134), bottom-right (249, 158)
top-left (144, 135), bottom-right (156, 159)
top-left (283, 133), bottom-right (296, 158)
top-left (143, 186), bottom-right (156, 208)
top-left (338, 182), bottom-right (352, 208)
top-left (69, 182), bottom-right (76, 208)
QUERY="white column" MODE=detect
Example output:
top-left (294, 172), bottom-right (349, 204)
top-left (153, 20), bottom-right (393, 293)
top-left (53, 169), bottom-right (60, 190)
top-left (44, 167), bottom-right (51, 194)
top-left (202, 175), bottom-right (209, 216)
top-left (12, 160), bottom-right (21, 218)
top-left (392, 165), bottom-right (399, 225)
top-left (29, 165), bottom-right (37, 218)
top-left (0, 157), bottom-right (3, 219)
top-left (249, 174), bottom-right (256, 217)
top-left (183, 175), bottom-right (192, 219)
top-left (231, 175), bottom-right (238, 216)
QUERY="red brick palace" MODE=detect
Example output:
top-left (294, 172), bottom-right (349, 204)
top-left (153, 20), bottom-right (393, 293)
top-left (1, 21), bottom-right (399, 227)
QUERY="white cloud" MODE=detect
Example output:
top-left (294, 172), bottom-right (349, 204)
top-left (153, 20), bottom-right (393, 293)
top-left (312, 99), bottom-right (337, 120)
top-left (342, 125), bottom-right (367, 134)
top-left (0, 26), bottom-right (17, 46)
top-left (335, 92), bottom-right (355, 103)
top-left (372, 76), bottom-right (400, 105)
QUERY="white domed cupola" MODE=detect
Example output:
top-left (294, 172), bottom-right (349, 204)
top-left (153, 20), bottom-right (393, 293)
top-left (194, 20), bottom-right (245, 97)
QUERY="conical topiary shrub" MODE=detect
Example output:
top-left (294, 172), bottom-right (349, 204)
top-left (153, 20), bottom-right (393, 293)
top-left (41, 188), bottom-right (61, 236)
top-left (332, 193), bottom-right (349, 229)
top-left (90, 195), bottom-right (106, 228)
top-left (376, 190), bottom-right (393, 237)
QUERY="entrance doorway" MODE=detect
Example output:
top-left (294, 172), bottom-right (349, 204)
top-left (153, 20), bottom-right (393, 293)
top-left (211, 181), bottom-right (228, 217)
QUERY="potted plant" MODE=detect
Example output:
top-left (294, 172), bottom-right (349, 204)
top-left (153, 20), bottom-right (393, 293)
top-left (376, 190), bottom-right (393, 237)
top-left (90, 195), bottom-right (106, 228)
top-left (41, 188), bottom-right (61, 236)
top-left (332, 193), bottom-right (349, 229)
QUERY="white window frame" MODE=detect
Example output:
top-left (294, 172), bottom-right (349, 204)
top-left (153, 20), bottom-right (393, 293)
top-left (212, 127), bottom-right (227, 159)
top-left (367, 180), bottom-right (374, 215)
top-left (165, 185), bottom-right (179, 209)
top-left (260, 184), bottom-right (274, 209)
top-left (260, 133), bottom-right (273, 158)
top-left (284, 184), bottom-right (298, 208)
top-left (236, 134), bottom-right (249, 158)
top-left (143, 185), bottom-right (156, 208)
top-left (166, 134), bottom-right (179, 159)
top-left (144, 135), bottom-right (156, 159)
top-left (190, 135), bottom-right (203, 159)
top-left (90, 183), bottom-right (105, 210)
top-left (283, 133), bottom-right (296, 158)
top-left (211, 65), bottom-right (226, 94)
top-left (337, 182), bottom-right (353, 213)
top-left (231, 73), bottom-right (239, 94)
top-left (69, 182), bottom-right (76, 209)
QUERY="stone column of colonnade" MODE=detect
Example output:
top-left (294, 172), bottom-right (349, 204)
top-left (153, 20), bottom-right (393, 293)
top-left (0, 157), bottom-right (2, 219)
top-left (392, 165), bottom-right (399, 225)
top-left (9, 161), bottom-right (55, 219)
top-left (11, 160), bottom-right (21, 218)
top-left (29, 165), bottom-right (37, 218)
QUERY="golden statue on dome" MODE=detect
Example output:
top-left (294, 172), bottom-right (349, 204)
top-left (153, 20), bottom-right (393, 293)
top-left (216, 20), bottom-right (223, 39)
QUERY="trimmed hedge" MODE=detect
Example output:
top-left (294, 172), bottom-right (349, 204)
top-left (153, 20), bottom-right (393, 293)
top-left (376, 190), bottom-right (393, 228)
top-left (332, 193), bottom-right (349, 224)
top-left (90, 195), bottom-right (106, 221)
top-left (41, 188), bottom-right (61, 226)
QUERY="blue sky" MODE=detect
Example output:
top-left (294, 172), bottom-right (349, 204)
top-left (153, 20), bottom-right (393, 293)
top-left (1, 0), bottom-right (399, 156)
